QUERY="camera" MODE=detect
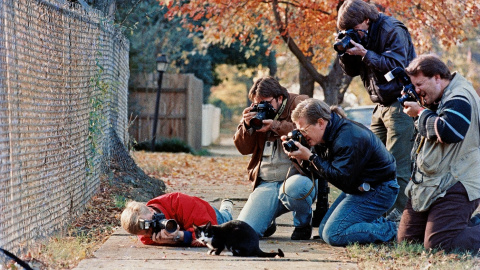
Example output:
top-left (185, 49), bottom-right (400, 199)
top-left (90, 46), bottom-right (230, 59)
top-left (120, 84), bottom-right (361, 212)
top-left (139, 213), bottom-right (178, 234)
top-left (384, 67), bottom-right (420, 106)
top-left (333, 29), bottom-right (361, 54)
top-left (282, 129), bottom-right (309, 152)
top-left (250, 101), bottom-right (277, 130)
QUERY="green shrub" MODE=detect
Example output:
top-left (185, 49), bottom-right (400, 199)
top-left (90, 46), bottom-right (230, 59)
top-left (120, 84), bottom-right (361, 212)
top-left (194, 149), bottom-right (213, 156)
top-left (133, 138), bottom-right (193, 153)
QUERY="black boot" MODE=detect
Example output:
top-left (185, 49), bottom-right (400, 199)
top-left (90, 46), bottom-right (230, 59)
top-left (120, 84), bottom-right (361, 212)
top-left (263, 220), bottom-right (277, 237)
top-left (291, 225), bottom-right (312, 240)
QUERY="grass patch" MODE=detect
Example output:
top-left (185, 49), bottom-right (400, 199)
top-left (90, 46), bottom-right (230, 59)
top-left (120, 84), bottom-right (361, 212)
top-left (31, 234), bottom-right (94, 269)
top-left (346, 241), bottom-right (480, 269)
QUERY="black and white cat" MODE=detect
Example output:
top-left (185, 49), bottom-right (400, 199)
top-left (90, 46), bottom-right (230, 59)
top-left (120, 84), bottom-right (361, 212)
top-left (193, 220), bottom-right (284, 258)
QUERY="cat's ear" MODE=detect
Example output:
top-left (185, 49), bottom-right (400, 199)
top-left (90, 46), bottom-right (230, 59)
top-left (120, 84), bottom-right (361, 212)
top-left (206, 221), bottom-right (212, 229)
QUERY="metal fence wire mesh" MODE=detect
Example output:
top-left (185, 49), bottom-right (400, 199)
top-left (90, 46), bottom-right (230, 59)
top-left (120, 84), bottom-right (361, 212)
top-left (0, 0), bottom-right (129, 252)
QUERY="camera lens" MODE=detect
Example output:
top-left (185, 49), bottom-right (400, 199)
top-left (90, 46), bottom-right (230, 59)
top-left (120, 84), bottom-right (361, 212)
top-left (162, 219), bottom-right (178, 233)
top-left (282, 140), bottom-right (298, 152)
top-left (251, 111), bottom-right (266, 130)
top-left (334, 36), bottom-right (351, 53)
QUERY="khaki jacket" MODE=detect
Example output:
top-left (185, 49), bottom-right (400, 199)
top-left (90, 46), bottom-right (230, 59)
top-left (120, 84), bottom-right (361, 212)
top-left (233, 93), bottom-right (308, 189)
top-left (407, 73), bottom-right (480, 211)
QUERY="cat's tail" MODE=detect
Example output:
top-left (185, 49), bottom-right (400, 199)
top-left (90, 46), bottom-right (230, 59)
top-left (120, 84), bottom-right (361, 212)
top-left (257, 248), bottom-right (284, 258)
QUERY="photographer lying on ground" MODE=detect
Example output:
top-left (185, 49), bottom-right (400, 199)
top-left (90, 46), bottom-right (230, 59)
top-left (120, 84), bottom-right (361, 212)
top-left (398, 54), bottom-right (480, 251)
top-left (121, 192), bottom-right (233, 246)
top-left (234, 76), bottom-right (316, 240)
top-left (282, 98), bottom-right (399, 246)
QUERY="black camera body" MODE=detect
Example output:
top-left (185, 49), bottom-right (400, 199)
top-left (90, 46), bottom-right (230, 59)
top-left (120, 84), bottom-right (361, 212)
top-left (250, 101), bottom-right (277, 130)
top-left (139, 213), bottom-right (177, 234)
top-left (384, 67), bottom-right (421, 106)
top-left (334, 29), bottom-right (361, 54)
top-left (282, 129), bottom-right (309, 152)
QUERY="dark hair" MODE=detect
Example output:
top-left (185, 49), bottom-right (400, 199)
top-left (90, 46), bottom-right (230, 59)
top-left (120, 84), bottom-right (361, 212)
top-left (292, 98), bottom-right (347, 124)
top-left (248, 76), bottom-right (289, 101)
top-left (337, 0), bottom-right (379, 30)
top-left (405, 54), bottom-right (452, 80)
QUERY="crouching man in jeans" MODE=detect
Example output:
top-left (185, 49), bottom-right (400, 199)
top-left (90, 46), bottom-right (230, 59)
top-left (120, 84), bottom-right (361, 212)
top-left (234, 76), bottom-right (315, 240)
top-left (398, 54), bottom-right (480, 251)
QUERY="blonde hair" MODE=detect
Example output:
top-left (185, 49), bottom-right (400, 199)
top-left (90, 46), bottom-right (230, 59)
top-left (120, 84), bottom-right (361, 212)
top-left (292, 98), bottom-right (346, 124)
top-left (120, 201), bottom-right (151, 235)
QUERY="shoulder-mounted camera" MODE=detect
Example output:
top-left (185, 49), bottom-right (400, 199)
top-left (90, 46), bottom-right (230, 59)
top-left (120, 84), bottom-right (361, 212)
top-left (139, 213), bottom-right (177, 234)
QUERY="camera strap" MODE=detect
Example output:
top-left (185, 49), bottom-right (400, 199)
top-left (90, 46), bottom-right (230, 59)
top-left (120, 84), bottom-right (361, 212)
top-left (274, 98), bottom-right (288, 121)
top-left (281, 160), bottom-right (316, 201)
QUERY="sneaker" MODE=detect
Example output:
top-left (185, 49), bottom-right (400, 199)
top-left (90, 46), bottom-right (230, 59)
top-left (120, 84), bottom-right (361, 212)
top-left (386, 208), bottom-right (403, 222)
top-left (263, 220), bottom-right (277, 237)
top-left (220, 199), bottom-right (234, 215)
top-left (291, 225), bottom-right (312, 240)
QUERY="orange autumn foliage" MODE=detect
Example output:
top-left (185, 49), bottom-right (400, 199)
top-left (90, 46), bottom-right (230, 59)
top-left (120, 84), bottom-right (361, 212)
top-left (161, 0), bottom-right (479, 72)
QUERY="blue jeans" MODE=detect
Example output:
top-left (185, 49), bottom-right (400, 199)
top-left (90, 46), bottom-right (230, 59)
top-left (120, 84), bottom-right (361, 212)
top-left (213, 207), bottom-right (233, 225)
top-left (319, 179), bottom-right (399, 246)
top-left (371, 101), bottom-right (414, 213)
top-left (237, 174), bottom-right (317, 236)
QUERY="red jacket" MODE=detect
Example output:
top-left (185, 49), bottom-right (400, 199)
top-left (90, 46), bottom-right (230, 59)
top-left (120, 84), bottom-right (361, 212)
top-left (138, 192), bottom-right (217, 245)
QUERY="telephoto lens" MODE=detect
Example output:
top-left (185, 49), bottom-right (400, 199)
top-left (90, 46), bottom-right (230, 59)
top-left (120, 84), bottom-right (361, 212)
top-left (161, 219), bottom-right (178, 233)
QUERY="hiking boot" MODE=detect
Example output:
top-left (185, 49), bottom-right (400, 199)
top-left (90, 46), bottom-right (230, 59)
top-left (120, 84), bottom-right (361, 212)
top-left (386, 208), bottom-right (403, 222)
top-left (220, 199), bottom-right (234, 216)
top-left (291, 225), bottom-right (312, 240)
top-left (263, 220), bottom-right (277, 237)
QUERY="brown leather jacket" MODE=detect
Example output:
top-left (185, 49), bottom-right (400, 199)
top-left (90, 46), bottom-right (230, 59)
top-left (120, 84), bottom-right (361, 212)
top-left (233, 93), bottom-right (309, 189)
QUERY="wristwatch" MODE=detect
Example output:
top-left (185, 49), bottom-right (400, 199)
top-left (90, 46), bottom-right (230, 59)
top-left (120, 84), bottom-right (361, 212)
top-left (174, 232), bottom-right (182, 242)
top-left (309, 153), bottom-right (317, 163)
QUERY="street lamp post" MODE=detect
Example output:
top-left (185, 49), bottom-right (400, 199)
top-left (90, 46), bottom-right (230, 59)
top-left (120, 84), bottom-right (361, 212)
top-left (151, 54), bottom-right (168, 152)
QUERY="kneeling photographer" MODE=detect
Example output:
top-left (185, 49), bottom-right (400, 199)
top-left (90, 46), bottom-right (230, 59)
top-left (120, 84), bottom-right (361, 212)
top-left (282, 98), bottom-right (399, 246)
top-left (121, 192), bottom-right (233, 246)
top-left (234, 76), bottom-right (315, 240)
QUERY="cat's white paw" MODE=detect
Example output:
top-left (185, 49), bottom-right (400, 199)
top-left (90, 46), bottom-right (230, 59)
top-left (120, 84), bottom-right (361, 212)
top-left (207, 249), bottom-right (215, 255)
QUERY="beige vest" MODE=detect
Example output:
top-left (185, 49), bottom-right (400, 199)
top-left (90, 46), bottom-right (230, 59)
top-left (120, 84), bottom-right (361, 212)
top-left (258, 138), bottom-right (292, 181)
top-left (407, 73), bottom-right (480, 211)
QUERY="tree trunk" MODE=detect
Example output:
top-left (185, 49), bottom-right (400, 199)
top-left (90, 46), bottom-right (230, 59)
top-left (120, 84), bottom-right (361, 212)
top-left (299, 63), bottom-right (315, 97)
top-left (319, 58), bottom-right (353, 105)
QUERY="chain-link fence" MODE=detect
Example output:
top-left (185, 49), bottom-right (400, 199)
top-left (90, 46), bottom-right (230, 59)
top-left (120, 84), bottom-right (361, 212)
top-left (0, 0), bottom-right (129, 253)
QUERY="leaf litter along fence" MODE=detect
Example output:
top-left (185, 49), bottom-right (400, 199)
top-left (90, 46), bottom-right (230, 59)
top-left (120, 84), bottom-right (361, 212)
top-left (0, 0), bottom-right (130, 254)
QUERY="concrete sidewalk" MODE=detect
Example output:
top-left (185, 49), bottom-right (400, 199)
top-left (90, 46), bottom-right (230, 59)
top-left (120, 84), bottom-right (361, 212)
top-left (74, 138), bottom-right (358, 269)
top-left (75, 200), bottom-right (357, 270)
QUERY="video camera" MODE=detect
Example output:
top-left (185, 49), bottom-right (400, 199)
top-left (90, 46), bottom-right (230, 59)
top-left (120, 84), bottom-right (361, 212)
top-left (139, 213), bottom-right (177, 234)
top-left (333, 29), bottom-right (362, 54)
top-left (250, 101), bottom-right (277, 130)
top-left (282, 129), bottom-right (309, 152)
top-left (384, 67), bottom-right (421, 106)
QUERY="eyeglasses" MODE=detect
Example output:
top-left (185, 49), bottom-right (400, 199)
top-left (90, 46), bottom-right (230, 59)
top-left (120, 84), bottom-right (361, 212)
top-left (298, 124), bottom-right (311, 136)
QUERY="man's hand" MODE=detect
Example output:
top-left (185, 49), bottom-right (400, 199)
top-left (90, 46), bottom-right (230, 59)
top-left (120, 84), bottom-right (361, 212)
top-left (255, 119), bottom-right (273, 133)
top-left (280, 136), bottom-right (312, 162)
top-left (346, 40), bottom-right (367, 57)
top-left (151, 225), bottom-right (181, 244)
top-left (241, 106), bottom-right (256, 127)
top-left (403, 101), bottom-right (423, 117)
